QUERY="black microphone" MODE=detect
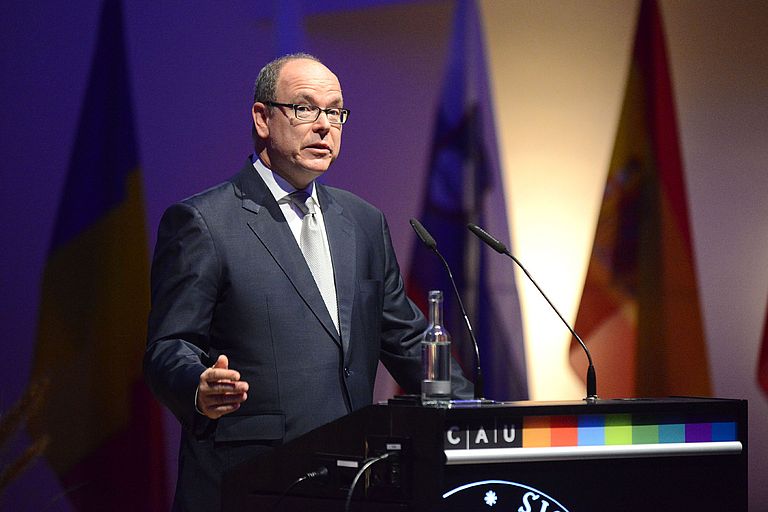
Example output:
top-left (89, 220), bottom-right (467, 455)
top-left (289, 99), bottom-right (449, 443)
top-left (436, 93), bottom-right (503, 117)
top-left (467, 223), bottom-right (598, 403)
top-left (410, 218), bottom-right (437, 250)
top-left (409, 218), bottom-right (484, 400)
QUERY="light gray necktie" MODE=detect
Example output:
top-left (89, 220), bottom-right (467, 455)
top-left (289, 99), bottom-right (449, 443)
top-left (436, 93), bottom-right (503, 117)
top-left (288, 191), bottom-right (339, 333)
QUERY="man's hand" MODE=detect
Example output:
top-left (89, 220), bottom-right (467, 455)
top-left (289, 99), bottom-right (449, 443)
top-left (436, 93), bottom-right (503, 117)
top-left (196, 355), bottom-right (249, 419)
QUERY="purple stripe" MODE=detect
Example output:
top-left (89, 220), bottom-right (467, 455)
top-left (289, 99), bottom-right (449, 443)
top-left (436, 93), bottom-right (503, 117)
top-left (685, 423), bottom-right (712, 442)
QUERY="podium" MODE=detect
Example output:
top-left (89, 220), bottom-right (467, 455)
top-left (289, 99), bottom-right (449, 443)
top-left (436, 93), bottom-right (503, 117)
top-left (222, 397), bottom-right (746, 511)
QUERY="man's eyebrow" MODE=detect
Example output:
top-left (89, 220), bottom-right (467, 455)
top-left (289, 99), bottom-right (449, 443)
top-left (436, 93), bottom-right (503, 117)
top-left (292, 94), bottom-right (343, 107)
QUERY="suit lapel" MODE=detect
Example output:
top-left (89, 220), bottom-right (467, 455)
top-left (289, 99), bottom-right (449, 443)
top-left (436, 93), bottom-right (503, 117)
top-left (234, 162), bottom-right (341, 345)
top-left (318, 185), bottom-right (356, 356)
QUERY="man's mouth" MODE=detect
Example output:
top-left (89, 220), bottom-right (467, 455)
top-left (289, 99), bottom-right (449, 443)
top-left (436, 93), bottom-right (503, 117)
top-left (305, 143), bottom-right (332, 154)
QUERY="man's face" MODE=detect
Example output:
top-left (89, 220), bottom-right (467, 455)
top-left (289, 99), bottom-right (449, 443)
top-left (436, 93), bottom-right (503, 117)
top-left (253, 59), bottom-right (343, 189)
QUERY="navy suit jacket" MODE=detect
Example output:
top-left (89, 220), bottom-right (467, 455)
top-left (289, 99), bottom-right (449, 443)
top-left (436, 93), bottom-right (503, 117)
top-left (144, 160), bottom-right (472, 511)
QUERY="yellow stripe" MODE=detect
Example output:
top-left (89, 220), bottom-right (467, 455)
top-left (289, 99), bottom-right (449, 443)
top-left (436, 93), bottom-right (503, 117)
top-left (29, 170), bottom-right (149, 474)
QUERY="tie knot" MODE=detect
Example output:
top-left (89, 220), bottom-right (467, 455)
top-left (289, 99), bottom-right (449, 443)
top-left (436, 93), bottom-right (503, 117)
top-left (287, 191), bottom-right (313, 216)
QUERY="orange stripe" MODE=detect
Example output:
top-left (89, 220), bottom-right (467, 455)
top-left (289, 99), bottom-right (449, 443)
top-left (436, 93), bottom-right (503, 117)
top-left (523, 416), bottom-right (551, 447)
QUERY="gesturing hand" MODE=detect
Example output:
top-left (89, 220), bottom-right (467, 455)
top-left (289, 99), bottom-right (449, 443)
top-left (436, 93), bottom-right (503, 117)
top-left (196, 355), bottom-right (249, 419)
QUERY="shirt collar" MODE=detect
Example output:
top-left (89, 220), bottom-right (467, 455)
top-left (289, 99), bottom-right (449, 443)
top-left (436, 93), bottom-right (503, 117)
top-left (251, 155), bottom-right (318, 207)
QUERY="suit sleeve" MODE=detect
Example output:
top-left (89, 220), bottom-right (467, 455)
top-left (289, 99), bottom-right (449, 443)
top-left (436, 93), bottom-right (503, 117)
top-left (143, 202), bottom-right (220, 435)
top-left (375, 213), bottom-right (474, 399)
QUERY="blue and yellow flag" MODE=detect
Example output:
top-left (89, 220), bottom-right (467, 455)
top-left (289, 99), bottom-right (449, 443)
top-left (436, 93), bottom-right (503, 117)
top-left (28, 1), bottom-right (167, 509)
top-left (571, 0), bottom-right (711, 398)
top-left (407, 0), bottom-right (528, 401)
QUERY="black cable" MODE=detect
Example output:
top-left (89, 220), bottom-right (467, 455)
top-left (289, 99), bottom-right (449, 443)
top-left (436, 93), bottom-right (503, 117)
top-left (271, 466), bottom-right (328, 510)
top-left (343, 452), bottom-right (391, 512)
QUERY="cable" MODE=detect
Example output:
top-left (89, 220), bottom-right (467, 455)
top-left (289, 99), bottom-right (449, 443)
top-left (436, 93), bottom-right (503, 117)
top-left (271, 466), bottom-right (328, 510)
top-left (343, 452), bottom-right (391, 512)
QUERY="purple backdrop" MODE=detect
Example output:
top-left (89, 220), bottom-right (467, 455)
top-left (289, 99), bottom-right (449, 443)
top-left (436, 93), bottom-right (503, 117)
top-left (0, 0), bottom-right (454, 508)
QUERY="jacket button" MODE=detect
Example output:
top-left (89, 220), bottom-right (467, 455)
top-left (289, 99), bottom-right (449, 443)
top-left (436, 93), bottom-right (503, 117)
top-left (344, 367), bottom-right (352, 378)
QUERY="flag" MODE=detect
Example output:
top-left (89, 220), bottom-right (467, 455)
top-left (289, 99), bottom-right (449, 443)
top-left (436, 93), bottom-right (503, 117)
top-left (407, 0), bottom-right (528, 401)
top-left (759, 301), bottom-right (768, 397)
top-left (571, 0), bottom-right (711, 398)
top-left (27, 1), bottom-right (168, 509)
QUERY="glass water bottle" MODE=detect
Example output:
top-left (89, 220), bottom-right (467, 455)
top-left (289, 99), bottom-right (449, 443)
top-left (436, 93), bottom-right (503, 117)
top-left (421, 290), bottom-right (452, 406)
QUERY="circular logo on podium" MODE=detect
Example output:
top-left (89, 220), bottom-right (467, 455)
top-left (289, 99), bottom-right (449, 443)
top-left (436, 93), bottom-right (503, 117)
top-left (443, 480), bottom-right (571, 511)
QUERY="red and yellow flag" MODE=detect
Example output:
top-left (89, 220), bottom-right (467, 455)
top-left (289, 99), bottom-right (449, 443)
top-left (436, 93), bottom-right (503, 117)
top-left (571, 0), bottom-right (711, 398)
top-left (759, 302), bottom-right (768, 397)
top-left (28, 1), bottom-right (167, 509)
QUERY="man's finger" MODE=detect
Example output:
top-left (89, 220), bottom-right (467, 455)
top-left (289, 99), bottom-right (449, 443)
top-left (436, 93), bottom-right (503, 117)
top-left (207, 392), bottom-right (248, 406)
top-left (200, 388), bottom-right (248, 405)
top-left (212, 354), bottom-right (229, 369)
top-left (205, 403), bottom-right (241, 419)
top-left (203, 368), bottom-right (241, 383)
top-left (202, 382), bottom-right (249, 396)
top-left (201, 392), bottom-right (248, 417)
top-left (202, 381), bottom-right (237, 394)
top-left (202, 376), bottom-right (248, 391)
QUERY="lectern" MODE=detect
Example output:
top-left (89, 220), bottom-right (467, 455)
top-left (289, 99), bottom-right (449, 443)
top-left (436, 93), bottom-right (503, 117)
top-left (222, 397), bottom-right (746, 511)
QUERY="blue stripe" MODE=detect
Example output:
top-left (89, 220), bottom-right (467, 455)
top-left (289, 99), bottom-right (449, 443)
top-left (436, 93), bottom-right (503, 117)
top-left (578, 415), bottom-right (605, 446)
top-left (710, 422), bottom-right (737, 442)
top-left (50, 0), bottom-right (137, 251)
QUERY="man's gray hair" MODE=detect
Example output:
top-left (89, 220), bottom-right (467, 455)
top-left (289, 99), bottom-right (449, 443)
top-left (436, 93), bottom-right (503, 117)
top-left (253, 52), bottom-right (322, 104)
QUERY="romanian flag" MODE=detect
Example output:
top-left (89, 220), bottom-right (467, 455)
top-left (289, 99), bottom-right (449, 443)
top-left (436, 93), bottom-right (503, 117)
top-left (27, 1), bottom-right (167, 509)
top-left (571, 0), bottom-right (711, 398)
top-left (407, 0), bottom-right (528, 401)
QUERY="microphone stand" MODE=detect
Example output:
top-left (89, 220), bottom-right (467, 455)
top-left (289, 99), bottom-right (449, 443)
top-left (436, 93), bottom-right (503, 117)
top-left (468, 223), bottom-right (598, 403)
top-left (410, 218), bottom-right (486, 401)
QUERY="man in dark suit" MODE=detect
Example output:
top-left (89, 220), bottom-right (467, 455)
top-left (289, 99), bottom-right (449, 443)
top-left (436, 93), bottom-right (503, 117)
top-left (144, 53), bottom-right (472, 511)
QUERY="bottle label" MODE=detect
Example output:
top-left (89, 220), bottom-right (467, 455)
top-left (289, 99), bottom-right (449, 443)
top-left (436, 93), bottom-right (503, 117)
top-left (422, 379), bottom-right (451, 396)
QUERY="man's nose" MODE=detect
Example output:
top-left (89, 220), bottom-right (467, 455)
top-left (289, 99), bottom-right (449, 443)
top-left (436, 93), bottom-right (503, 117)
top-left (313, 110), bottom-right (332, 132)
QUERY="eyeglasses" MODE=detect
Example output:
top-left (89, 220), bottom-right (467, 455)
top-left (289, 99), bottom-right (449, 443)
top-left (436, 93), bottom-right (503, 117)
top-left (265, 101), bottom-right (350, 125)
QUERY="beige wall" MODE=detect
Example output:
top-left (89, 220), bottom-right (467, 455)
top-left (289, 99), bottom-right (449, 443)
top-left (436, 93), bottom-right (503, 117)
top-left (481, 0), bottom-right (768, 508)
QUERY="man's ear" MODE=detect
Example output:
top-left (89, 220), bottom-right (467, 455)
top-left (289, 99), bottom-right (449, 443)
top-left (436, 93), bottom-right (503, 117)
top-left (252, 102), bottom-right (270, 139)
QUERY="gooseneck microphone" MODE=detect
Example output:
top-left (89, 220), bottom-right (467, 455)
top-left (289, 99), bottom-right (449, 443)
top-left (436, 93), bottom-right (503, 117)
top-left (410, 218), bottom-right (484, 400)
top-left (467, 223), bottom-right (598, 403)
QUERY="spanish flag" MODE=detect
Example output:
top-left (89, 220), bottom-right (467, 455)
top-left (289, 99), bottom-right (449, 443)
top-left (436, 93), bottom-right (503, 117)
top-left (27, 1), bottom-right (167, 509)
top-left (571, 0), bottom-right (711, 398)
